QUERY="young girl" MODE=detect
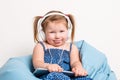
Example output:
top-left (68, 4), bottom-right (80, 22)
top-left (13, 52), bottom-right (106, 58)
top-left (32, 10), bottom-right (92, 80)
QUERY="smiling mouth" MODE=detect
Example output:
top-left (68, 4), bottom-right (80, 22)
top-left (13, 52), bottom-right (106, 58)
top-left (54, 40), bottom-right (61, 44)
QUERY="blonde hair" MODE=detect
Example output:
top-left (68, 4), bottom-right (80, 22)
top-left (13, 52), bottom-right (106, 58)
top-left (33, 10), bottom-right (75, 43)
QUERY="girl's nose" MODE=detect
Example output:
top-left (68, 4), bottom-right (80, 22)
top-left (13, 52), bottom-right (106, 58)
top-left (55, 33), bottom-right (60, 38)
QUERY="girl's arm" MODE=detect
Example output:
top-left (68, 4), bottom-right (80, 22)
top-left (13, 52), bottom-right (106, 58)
top-left (32, 43), bottom-right (63, 72)
top-left (32, 43), bottom-right (49, 69)
top-left (70, 44), bottom-right (81, 67)
top-left (70, 44), bottom-right (87, 76)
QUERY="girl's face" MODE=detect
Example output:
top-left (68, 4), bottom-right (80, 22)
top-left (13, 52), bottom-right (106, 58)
top-left (45, 22), bottom-right (68, 47)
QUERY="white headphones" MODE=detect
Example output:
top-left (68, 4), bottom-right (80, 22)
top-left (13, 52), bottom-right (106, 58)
top-left (37, 12), bottom-right (73, 41)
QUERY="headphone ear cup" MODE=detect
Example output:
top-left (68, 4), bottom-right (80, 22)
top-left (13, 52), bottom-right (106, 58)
top-left (38, 30), bottom-right (45, 41)
top-left (40, 30), bottom-right (45, 41)
top-left (67, 28), bottom-right (72, 41)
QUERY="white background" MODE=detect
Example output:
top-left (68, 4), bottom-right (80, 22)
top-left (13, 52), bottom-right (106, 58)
top-left (0, 0), bottom-right (120, 79)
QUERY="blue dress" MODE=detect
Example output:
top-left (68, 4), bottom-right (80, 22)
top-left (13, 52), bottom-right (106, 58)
top-left (39, 42), bottom-right (92, 80)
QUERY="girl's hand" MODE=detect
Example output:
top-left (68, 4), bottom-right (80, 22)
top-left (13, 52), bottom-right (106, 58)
top-left (72, 66), bottom-right (88, 77)
top-left (46, 64), bottom-right (63, 72)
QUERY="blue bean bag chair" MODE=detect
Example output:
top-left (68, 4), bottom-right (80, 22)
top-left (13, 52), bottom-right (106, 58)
top-left (0, 40), bottom-right (117, 80)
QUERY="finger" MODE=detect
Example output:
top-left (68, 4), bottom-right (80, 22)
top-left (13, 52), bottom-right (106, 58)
top-left (58, 68), bottom-right (62, 72)
top-left (75, 70), bottom-right (80, 77)
top-left (54, 67), bottom-right (59, 72)
top-left (84, 72), bottom-right (88, 76)
top-left (82, 70), bottom-right (88, 76)
top-left (72, 68), bottom-right (75, 72)
top-left (80, 71), bottom-right (87, 76)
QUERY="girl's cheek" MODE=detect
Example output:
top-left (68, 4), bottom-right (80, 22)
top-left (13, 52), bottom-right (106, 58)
top-left (46, 35), bottom-right (54, 40)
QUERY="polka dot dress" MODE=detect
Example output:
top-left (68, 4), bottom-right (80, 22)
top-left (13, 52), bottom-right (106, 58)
top-left (39, 42), bottom-right (92, 80)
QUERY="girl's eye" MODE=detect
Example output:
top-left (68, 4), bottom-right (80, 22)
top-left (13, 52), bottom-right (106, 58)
top-left (50, 31), bottom-right (55, 33)
top-left (60, 30), bottom-right (64, 32)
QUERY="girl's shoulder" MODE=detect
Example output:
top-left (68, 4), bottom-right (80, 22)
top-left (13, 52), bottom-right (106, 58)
top-left (34, 41), bottom-right (45, 50)
top-left (65, 42), bottom-right (78, 51)
top-left (70, 43), bottom-right (79, 51)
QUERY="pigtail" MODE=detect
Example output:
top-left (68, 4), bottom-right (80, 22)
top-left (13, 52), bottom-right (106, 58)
top-left (67, 14), bottom-right (75, 43)
top-left (33, 16), bottom-right (42, 43)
